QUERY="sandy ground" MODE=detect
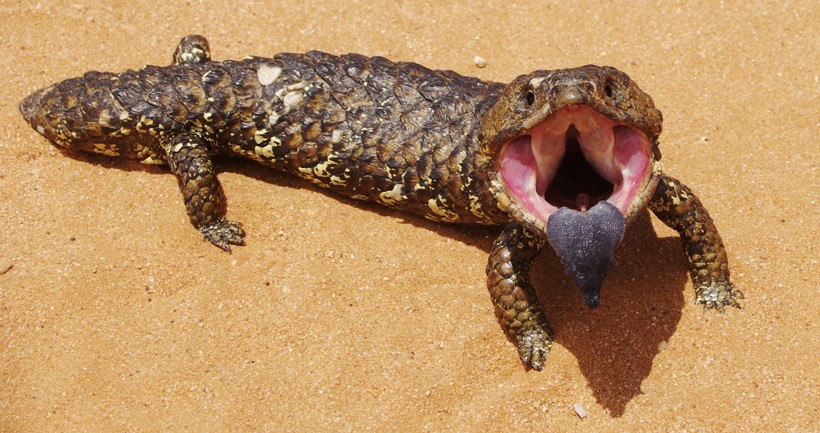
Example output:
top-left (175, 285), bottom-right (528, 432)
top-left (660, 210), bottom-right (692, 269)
top-left (1, 1), bottom-right (817, 431)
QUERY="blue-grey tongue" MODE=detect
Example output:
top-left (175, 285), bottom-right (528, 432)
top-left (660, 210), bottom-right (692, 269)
top-left (546, 201), bottom-right (625, 308)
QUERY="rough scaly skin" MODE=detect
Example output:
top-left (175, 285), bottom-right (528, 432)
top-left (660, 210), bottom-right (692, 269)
top-left (18, 35), bottom-right (742, 370)
top-left (487, 223), bottom-right (552, 370)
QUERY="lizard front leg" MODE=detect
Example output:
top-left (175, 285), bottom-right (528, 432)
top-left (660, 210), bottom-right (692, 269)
top-left (486, 223), bottom-right (553, 370)
top-left (649, 173), bottom-right (743, 310)
top-left (164, 132), bottom-right (245, 252)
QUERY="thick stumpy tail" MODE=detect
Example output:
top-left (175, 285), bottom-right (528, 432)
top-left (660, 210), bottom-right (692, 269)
top-left (18, 81), bottom-right (80, 146)
top-left (19, 86), bottom-right (51, 136)
top-left (19, 72), bottom-right (122, 148)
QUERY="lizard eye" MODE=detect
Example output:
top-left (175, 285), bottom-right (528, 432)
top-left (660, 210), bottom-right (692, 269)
top-left (604, 83), bottom-right (614, 99)
top-left (524, 90), bottom-right (536, 105)
top-left (515, 89), bottom-right (537, 113)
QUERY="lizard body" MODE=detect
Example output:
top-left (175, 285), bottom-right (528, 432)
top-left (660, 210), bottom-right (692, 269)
top-left (19, 35), bottom-right (742, 370)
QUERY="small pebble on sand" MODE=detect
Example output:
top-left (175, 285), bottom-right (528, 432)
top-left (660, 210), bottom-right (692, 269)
top-left (573, 403), bottom-right (589, 419)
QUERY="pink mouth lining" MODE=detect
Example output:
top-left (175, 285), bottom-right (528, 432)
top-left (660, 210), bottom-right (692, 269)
top-left (499, 105), bottom-right (651, 225)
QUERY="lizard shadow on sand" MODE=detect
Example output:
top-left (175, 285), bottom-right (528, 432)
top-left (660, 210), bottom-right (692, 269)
top-left (532, 210), bottom-right (688, 417)
top-left (60, 150), bottom-right (689, 418)
top-left (454, 209), bottom-right (687, 417)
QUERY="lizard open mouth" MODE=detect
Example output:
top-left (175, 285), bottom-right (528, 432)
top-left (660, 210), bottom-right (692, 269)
top-left (498, 105), bottom-right (652, 225)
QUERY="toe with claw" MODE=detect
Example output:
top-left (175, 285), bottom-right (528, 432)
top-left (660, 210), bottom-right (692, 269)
top-left (515, 326), bottom-right (554, 371)
top-left (200, 219), bottom-right (245, 252)
top-left (696, 281), bottom-right (744, 312)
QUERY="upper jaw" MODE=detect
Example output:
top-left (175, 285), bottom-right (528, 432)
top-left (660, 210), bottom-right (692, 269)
top-left (497, 104), bottom-right (656, 230)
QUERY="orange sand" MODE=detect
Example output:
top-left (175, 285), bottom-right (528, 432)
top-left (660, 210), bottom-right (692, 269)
top-left (1, 1), bottom-right (817, 431)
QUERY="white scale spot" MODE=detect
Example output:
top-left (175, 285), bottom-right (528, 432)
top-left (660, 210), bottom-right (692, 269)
top-left (313, 160), bottom-right (332, 177)
top-left (529, 77), bottom-right (546, 89)
top-left (141, 156), bottom-right (165, 165)
top-left (427, 197), bottom-right (459, 222)
top-left (331, 130), bottom-right (343, 144)
top-left (254, 129), bottom-right (269, 144)
top-left (179, 52), bottom-right (199, 63)
top-left (257, 65), bottom-right (282, 86)
top-left (379, 184), bottom-right (406, 204)
top-left (297, 167), bottom-right (314, 179)
top-left (98, 110), bottom-right (116, 128)
top-left (469, 195), bottom-right (484, 216)
top-left (255, 144), bottom-right (275, 159)
top-left (269, 112), bottom-right (280, 126)
top-left (284, 91), bottom-right (303, 109)
top-left (91, 143), bottom-right (120, 157)
top-left (233, 144), bottom-right (264, 163)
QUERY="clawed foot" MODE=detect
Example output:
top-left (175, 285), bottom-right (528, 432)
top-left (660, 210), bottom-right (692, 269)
top-left (199, 219), bottom-right (245, 252)
top-left (696, 281), bottom-right (744, 312)
top-left (515, 326), bottom-right (554, 371)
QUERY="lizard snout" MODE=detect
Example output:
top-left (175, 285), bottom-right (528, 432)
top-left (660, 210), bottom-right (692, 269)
top-left (553, 85), bottom-right (585, 108)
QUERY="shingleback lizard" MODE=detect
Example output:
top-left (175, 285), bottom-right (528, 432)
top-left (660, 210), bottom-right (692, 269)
top-left (18, 35), bottom-right (743, 370)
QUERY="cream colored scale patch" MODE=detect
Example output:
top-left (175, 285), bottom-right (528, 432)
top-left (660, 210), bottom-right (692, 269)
top-left (426, 196), bottom-right (460, 222)
top-left (468, 194), bottom-right (493, 223)
top-left (91, 142), bottom-right (120, 157)
top-left (379, 184), bottom-right (406, 204)
top-left (295, 158), bottom-right (344, 189)
top-left (257, 64), bottom-right (282, 86)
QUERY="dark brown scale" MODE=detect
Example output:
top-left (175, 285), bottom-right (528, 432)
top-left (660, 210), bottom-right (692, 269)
top-left (18, 34), bottom-right (741, 371)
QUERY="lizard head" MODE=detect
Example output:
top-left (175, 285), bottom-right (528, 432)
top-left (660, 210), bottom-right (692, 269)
top-left (478, 65), bottom-right (663, 307)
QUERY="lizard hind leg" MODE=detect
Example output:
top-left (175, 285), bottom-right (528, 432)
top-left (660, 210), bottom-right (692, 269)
top-left (172, 34), bottom-right (212, 66)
